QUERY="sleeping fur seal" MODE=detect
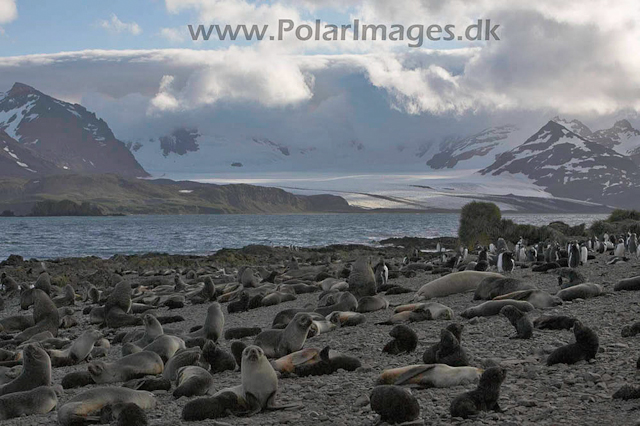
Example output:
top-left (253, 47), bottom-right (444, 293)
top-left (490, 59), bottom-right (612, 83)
top-left (555, 283), bottom-right (603, 301)
top-left (415, 271), bottom-right (504, 301)
top-left (0, 385), bottom-right (57, 420)
top-left (87, 351), bottom-right (164, 384)
top-left (376, 364), bottom-right (482, 388)
top-left (461, 300), bottom-right (535, 319)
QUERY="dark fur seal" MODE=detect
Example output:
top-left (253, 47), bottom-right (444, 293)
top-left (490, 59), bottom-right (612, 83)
top-left (474, 277), bottom-right (535, 300)
top-left (382, 325), bottom-right (418, 355)
top-left (499, 305), bottom-right (533, 339)
top-left (224, 327), bottom-right (262, 340)
top-left (271, 346), bottom-right (361, 377)
top-left (614, 276), bottom-right (640, 291)
top-left (0, 385), bottom-right (57, 420)
top-left (423, 323), bottom-right (464, 364)
top-left (614, 385), bottom-right (640, 400)
top-left (203, 340), bottom-right (236, 373)
top-left (0, 344), bottom-right (51, 396)
top-left (450, 366), bottom-right (506, 419)
top-left (622, 321), bottom-right (640, 337)
top-left (547, 321), bottom-right (599, 366)
top-left (432, 329), bottom-right (469, 367)
top-left (534, 315), bottom-right (576, 330)
top-left (123, 377), bottom-right (172, 392)
top-left (461, 300), bottom-right (534, 318)
top-left (370, 385), bottom-right (420, 424)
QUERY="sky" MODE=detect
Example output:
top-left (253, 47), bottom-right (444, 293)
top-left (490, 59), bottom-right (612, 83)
top-left (1, 0), bottom-right (640, 162)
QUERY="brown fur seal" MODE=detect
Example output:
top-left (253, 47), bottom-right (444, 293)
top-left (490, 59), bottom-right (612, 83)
top-left (314, 292), bottom-right (358, 316)
top-left (34, 272), bottom-right (51, 295)
top-left (142, 335), bottom-right (185, 363)
top-left (547, 321), bottom-right (599, 365)
top-left (450, 366), bottom-right (506, 419)
top-left (326, 311), bottom-right (366, 327)
top-left (423, 323), bottom-right (464, 364)
top-left (163, 348), bottom-right (201, 381)
top-left (356, 295), bottom-right (389, 313)
top-left (555, 283), bottom-right (603, 301)
top-left (493, 289), bottom-right (562, 309)
top-left (104, 281), bottom-right (141, 328)
top-left (203, 340), bottom-right (236, 373)
top-left (376, 364), bottom-right (482, 388)
top-left (0, 385), bottom-right (57, 420)
top-left (382, 325), bottom-right (418, 355)
top-left (224, 327), bottom-right (262, 340)
top-left (415, 271), bottom-right (504, 301)
top-left (499, 306), bottom-right (533, 339)
top-left (48, 330), bottom-right (103, 367)
top-left (370, 385), bottom-right (420, 424)
top-left (270, 346), bottom-right (360, 377)
top-left (378, 305), bottom-right (433, 325)
top-left (460, 300), bottom-right (534, 319)
top-left (58, 387), bottom-right (156, 426)
top-left (533, 315), bottom-right (576, 330)
top-left (187, 302), bottom-right (224, 343)
top-left (88, 351), bottom-right (164, 384)
top-left (173, 366), bottom-right (213, 398)
top-left (614, 275), bottom-right (640, 291)
top-left (347, 257), bottom-right (377, 299)
top-left (474, 277), bottom-right (535, 300)
top-left (432, 329), bottom-right (469, 367)
top-left (254, 313), bottom-right (313, 358)
top-left (15, 289), bottom-right (59, 342)
top-left (0, 344), bottom-right (51, 396)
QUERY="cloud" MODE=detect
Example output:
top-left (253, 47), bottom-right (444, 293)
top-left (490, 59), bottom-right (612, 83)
top-left (0, 0), bottom-right (16, 24)
top-left (99, 13), bottom-right (142, 36)
top-left (159, 27), bottom-right (188, 43)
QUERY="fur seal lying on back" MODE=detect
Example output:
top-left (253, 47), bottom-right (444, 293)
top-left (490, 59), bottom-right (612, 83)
top-left (547, 321), bottom-right (599, 366)
top-left (0, 344), bottom-right (51, 396)
top-left (0, 385), bottom-right (57, 420)
top-left (254, 313), bottom-right (313, 358)
top-left (58, 387), bottom-right (156, 426)
top-left (493, 290), bottom-right (561, 309)
top-left (461, 300), bottom-right (534, 318)
top-left (370, 385), bottom-right (420, 424)
top-left (450, 366), bottom-right (506, 419)
top-left (88, 351), bottom-right (164, 384)
top-left (271, 346), bottom-right (361, 376)
top-left (415, 271), bottom-right (504, 301)
top-left (376, 364), bottom-right (482, 388)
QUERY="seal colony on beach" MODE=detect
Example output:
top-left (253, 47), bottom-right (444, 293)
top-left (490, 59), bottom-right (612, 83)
top-left (0, 229), bottom-right (638, 425)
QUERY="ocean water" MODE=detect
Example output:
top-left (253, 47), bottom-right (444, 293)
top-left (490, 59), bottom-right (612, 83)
top-left (0, 213), bottom-right (607, 260)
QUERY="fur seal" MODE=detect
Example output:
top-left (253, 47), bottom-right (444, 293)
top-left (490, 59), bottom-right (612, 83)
top-left (347, 257), bottom-right (377, 299)
top-left (61, 371), bottom-right (95, 389)
top-left (173, 366), bottom-right (213, 398)
top-left (613, 385), bottom-right (640, 400)
top-left (414, 271), bottom-right (504, 301)
top-left (203, 340), bottom-right (236, 373)
top-left (34, 272), bottom-right (51, 295)
top-left (450, 366), bottom-right (506, 419)
top-left (163, 348), bottom-right (201, 381)
top-left (58, 387), bottom-right (156, 426)
top-left (254, 313), bottom-right (313, 358)
top-left (143, 335), bottom-right (185, 363)
top-left (356, 295), bottom-right (389, 313)
top-left (533, 315), bottom-right (577, 330)
top-left (547, 321), bottom-right (599, 365)
top-left (614, 276), bottom-right (640, 291)
top-left (123, 377), bottom-right (171, 392)
top-left (0, 344), bottom-right (51, 396)
top-left (224, 327), bottom-right (262, 340)
top-left (382, 325), bottom-right (418, 355)
top-left (132, 314), bottom-right (164, 348)
top-left (376, 364), bottom-right (482, 388)
top-left (261, 291), bottom-right (296, 307)
top-left (394, 302), bottom-right (454, 320)
top-left (0, 385), bottom-right (57, 420)
top-left (104, 281), bottom-right (141, 328)
top-left (187, 302), bottom-right (224, 343)
top-left (431, 329), bottom-right (469, 367)
top-left (474, 278), bottom-right (535, 300)
top-left (314, 292), bottom-right (358, 316)
top-left (15, 289), bottom-right (59, 342)
top-left (87, 351), bottom-right (164, 384)
top-left (270, 346), bottom-right (360, 376)
top-left (326, 311), bottom-right (366, 327)
top-left (378, 305), bottom-right (433, 325)
top-left (48, 330), bottom-right (103, 367)
top-left (370, 385), bottom-right (420, 424)
top-left (555, 283), bottom-right (603, 301)
top-left (499, 306), bottom-right (533, 339)
top-left (227, 292), bottom-right (250, 314)
top-left (461, 300), bottom-right (535, 319)
top-left (423, 323), bottom-right (464, 364)
top-left (622, 321), bottom-right (640, 338)
top-left (493, 289), bottom-right (562, 309)
top-left (52, 285), bottom-right (75, 307)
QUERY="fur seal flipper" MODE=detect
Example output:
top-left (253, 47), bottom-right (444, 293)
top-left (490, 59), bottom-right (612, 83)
top-left (450, 367), bottom-right (506, 419)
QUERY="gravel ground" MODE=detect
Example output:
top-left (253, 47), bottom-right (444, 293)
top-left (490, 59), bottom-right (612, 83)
top-left (2, 248), bottom-right (640, 426)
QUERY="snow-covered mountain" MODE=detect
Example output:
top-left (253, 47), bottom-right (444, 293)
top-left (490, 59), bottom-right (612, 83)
top-left (0, 83), bottom-right (147, 178)
top-left (426, 125), bottom-right (525, 170)
top-left (480, 120), bottom-right (640, 207)
top-left (0, 130), bottom-right (61, 178)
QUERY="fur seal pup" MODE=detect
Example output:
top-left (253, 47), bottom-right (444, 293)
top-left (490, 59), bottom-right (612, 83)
top-left (87, 351), bottom-right (164, 384)
top-left (555, 283), bottom-right (603, 301)
top-left (376, 364), bottom-right (482, 388)
top-left (532, 262), bottom-right (560, 272)
top-left (474, 278), bottom-right (535, 300)
top-left (461, 300), bottom-right (534, 319)
top-left (270, 346), bottom-right (360, 377)
top-left (203, 340), bottom-right (236, 373)
top-left (493, 289), bottom-right (562, 309)
top-left (254, 313), bottom-right (313, 358)
top-left (187, 302), bottom-right (224, 343)
top-left (173, 366), bottom-right (213, 398)
top-left (58, 387), bottom-right (156, 426)
top-left (613, 385), bottom-right (640, 400)
top-left (326, 311), bottom-right (366, 327)
top-left (394, 302), bottom-right (454, 320)
top-left (499, 306), bottom-right (533, 339)
top-left (224, 327), bottom-right (262, 340)
top-left (614, 276), bottom-right (640, 291)
top-left (415, 271), bottom-right (504, 301)
top-left (0, 385), bottom-right (57, 420)
top-left (431, 329), bottom-right (469, 367)
top-left (123, 377), bottom-right (171, 392)
top-left (356, 295), bottom-right (389, 313)
top-left (423, 323), bottom-right (464, 364)
top-left (227, 292), bottom-right (250, 314)
top-left (382, 325), bottom-right (418, 355)
top-left (230, 341), bottom-right (247, 370)
top-left (370, 385), bottom-right (420, 424)
top-left (61, 371), bottom-right (95, 389)
top-left (450, 366), bottom-right (506, 419)
top-left (547, 321), bottom-right (599, 366)
top-left (163, 348), bottom-right (201, 381)
top-left (48, 330), bottom-right (103, 367)
top-left (0, 344), bottom-right (51, 396)
top-left (314, 292), bottom-right (358, 316)
top-left (533, 315), bottom-right (576, 330)
top-left (347, 257), bottom-right (377, 299)
top-left (143, 335), bottom-right (185, 363)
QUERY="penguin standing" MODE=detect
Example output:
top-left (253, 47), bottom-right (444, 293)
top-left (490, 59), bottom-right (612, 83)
top-left (501, 252), bottom-right (515, 273)
top-left (629, 233), bottom-right (638, 258)
top-left (568, 242), bottom-right (580, 268)
top-left (615, 239), bottom-right (626, 258)
top-left (580, 245), bottom-right (588, 265)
